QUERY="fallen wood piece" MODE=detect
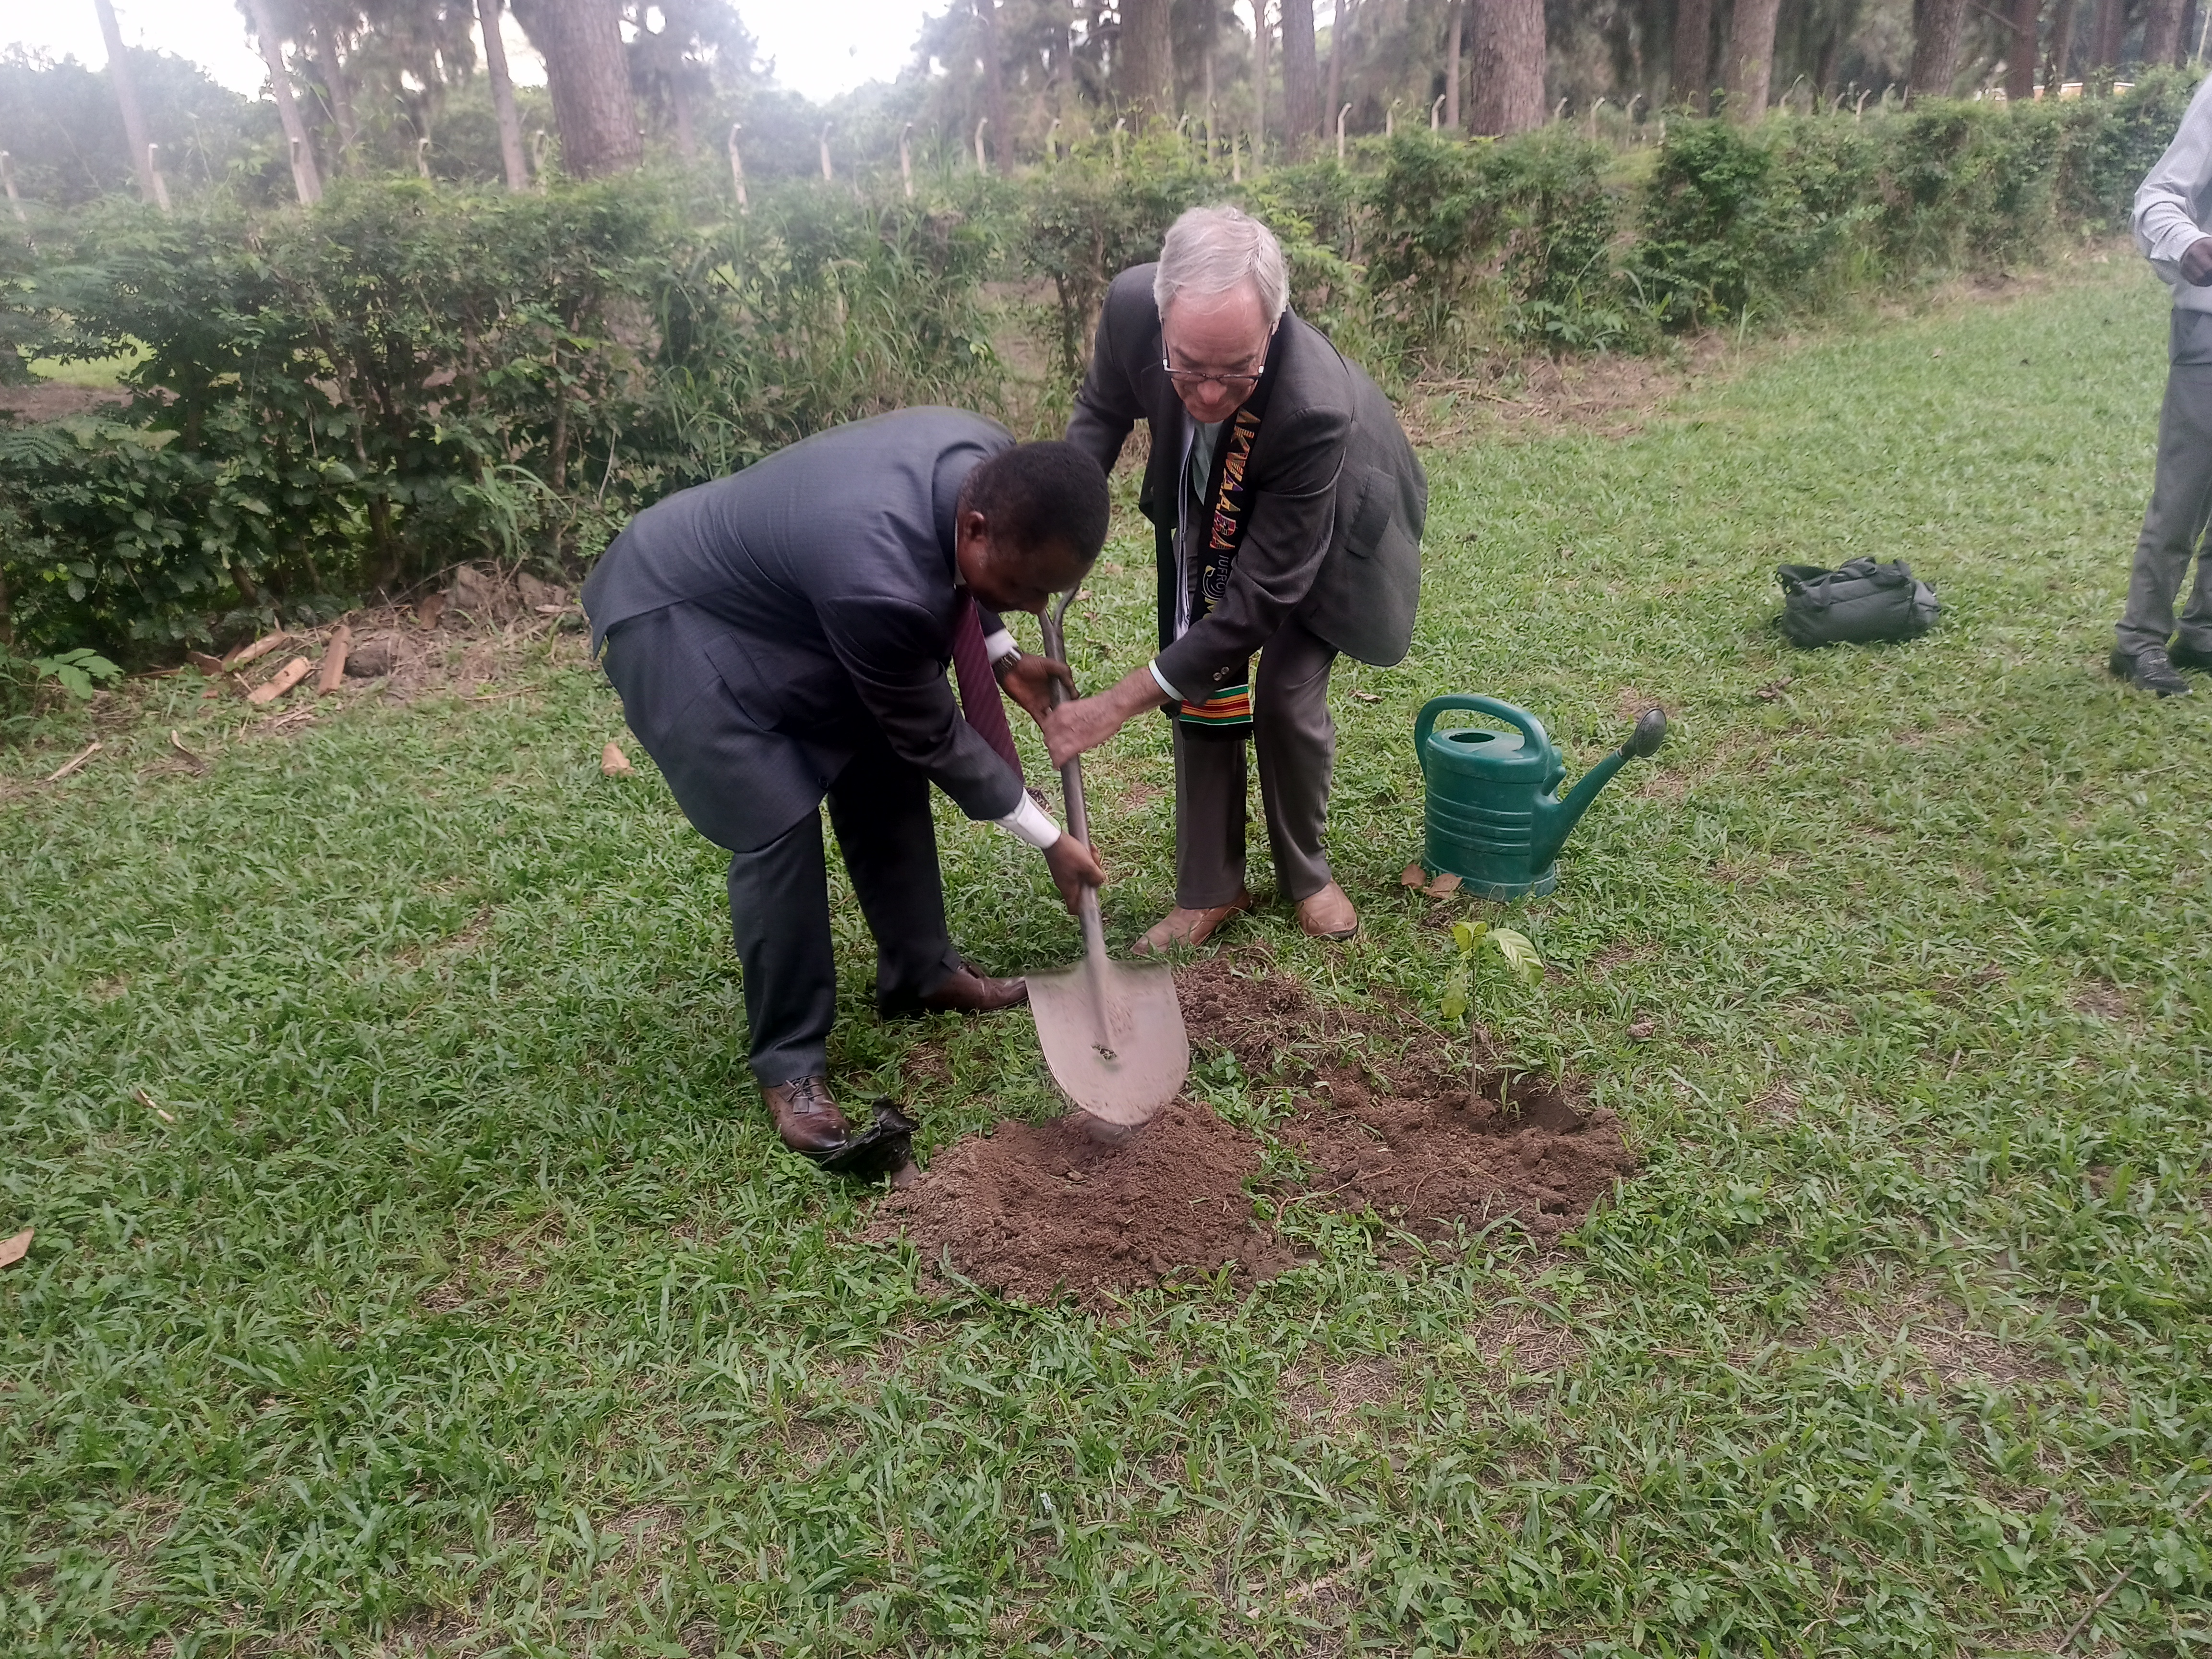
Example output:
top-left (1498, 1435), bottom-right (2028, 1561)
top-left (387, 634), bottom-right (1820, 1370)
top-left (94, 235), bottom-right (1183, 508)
top-left (415, 591), bottom-right (446, 629)
top-left (222, 632), bottom-right (289, 671)
top-left (186, 650), bottom-right (225, 675)
top-left (316, 624), bottom-right (352, 695)
top-left (167, 730), bottom-right (207, 771)
top-left (44, 740), bottom-right (100, 782)
top-left (133, 1087), bottom-right (174, 1124)
top-left (601, 741), bottom-right (634, 776)
top-left (0, 1228), bottom-right (30, 1269)
top-left (246, 656), bottom-right (313, 707)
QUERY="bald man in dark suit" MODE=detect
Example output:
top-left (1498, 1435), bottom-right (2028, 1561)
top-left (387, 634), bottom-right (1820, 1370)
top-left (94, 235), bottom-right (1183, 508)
top-left (584, 409), bottom-right (1106, 1156)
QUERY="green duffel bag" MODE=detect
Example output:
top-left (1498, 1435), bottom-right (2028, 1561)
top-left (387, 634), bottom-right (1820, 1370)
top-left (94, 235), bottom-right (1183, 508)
top-left (1775, 558), bottom-right (1940, 647)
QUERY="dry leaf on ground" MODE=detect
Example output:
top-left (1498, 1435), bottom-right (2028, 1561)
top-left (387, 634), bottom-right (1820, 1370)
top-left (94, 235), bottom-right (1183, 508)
top-left (0, 1228), bottom-right (32, 1268)
top-left (601, 742), bottom-right (634, 776)
top-left (44, 741), bottom-right (101, 783)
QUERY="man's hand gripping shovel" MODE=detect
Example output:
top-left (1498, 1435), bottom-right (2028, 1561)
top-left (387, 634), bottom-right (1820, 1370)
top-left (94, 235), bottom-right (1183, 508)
top-left (1027, 592), bottom-right (1190, 1137)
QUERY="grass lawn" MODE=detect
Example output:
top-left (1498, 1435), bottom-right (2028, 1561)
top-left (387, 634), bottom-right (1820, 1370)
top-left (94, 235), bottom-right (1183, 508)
top-left (6, 252), bottom-right (2212, 1657)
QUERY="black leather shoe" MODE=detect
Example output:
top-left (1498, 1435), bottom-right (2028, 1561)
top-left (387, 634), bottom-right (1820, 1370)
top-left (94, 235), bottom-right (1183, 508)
top-left (762, 1076), bottom-right (851, 1154)
top-left (2110, 645), bottom-right (2192, 697)
top-left (918, 965), bottom-right (1028, 1014)
top-left (2169, 637), bottom-right (2212, 672)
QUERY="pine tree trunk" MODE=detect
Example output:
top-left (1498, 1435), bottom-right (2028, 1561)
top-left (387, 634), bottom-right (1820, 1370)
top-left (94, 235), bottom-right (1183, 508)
top-left (1327, 0), bottom-right (1353, 131)
top-left (94, 0), bottom-right (160, 204)
top-left (979, 0), bottom-right (1012, 169)
top-left (242, 0), bottom-right (324, 203)
top-left (1468, 0), bottom-right (1547, 135)
top-left (1909, 0), bottom-right (1969, 95)
top-left (2145, 0), bottom-right (2187, 61)
top-left (479, 0), bottom-right (532, 189)
top-left (1673, 0), bottom-right (1714, 110)
top-left (1724, 0), bottom-right (1780, 118)
top-left (2044, 0), bottom-right (2078, 82)
top-left (511, 0), bottom-right (643, 178)
top-left (1254, 0), bottom-right (1269, 159)
top-left (2090, 0), bottom-right (2125, 68)
top-left (2006, 0), bottom-right (2040, 95)
top-left (1446, 1), bottom-right (1463, 128)
top-left (1279, 0), bottom-right (1321, 151)
top-left (1118, 0), bottom-right (1176, 120)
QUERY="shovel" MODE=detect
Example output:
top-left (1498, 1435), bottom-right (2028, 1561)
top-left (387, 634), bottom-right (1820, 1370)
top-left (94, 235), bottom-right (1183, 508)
top-left (1026, 593), bottom-right (1190, 1130)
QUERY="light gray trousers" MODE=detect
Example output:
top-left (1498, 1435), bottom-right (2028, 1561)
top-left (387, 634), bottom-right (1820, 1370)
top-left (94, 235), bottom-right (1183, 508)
top-left (1170, 613), bottom-right (1339, 909)
top-left (2117, 307), bottom-right (2212, 659)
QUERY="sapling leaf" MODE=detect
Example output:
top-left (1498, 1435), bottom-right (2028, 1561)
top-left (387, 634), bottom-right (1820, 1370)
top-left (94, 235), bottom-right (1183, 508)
top-left (1491, 927), bottom-right (1541, 981)
top-left (1451, 920), bottom-right (1476, 953)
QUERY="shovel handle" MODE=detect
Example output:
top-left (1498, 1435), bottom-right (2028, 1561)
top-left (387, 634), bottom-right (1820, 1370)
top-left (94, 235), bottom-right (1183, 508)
top-left (1039, 596), bottom-right (1108, 963)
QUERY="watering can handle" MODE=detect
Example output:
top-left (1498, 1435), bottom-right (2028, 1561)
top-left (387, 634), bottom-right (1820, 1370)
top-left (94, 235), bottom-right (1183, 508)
top-left (1413, 694), bottom-right (1552, 767)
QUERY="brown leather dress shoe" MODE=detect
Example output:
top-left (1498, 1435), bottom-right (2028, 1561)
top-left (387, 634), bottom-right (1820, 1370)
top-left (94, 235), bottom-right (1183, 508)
top-left (762, 1076), bottom-right (851, 1154)
top-left (1295, 880), bottom-right (1359, 940)
top-left (1131, 889), bottom-right (1255, 957)
top-left (918, 964), bottom-right (1028, 1013)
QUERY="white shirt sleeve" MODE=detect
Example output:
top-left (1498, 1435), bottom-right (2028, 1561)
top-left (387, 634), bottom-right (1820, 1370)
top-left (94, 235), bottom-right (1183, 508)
top-left (982, 627), bottom-right (1018, 663)
top-left (2135, 72), bottom-right (2212, 282)
top-left (1149, 659), bottom-right (1184, 703)
top-left (994, 791), bottom-right (1062, 849)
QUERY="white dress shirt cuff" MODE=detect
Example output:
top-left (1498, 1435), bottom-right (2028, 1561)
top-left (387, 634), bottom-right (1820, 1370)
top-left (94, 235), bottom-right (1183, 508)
top-left (995, 792), bottom-right (1062, 849)
top-left (1149, 659), bottom-right (1183, 704)
top-left (982, 627), bottom-right (1018, 664)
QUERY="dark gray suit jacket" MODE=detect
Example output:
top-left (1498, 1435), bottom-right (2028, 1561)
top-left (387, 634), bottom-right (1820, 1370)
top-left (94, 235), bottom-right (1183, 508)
top-left (582, 407), bottom-right (1023, 852)
top-left (1066, 264), bottom-right (1426, 692)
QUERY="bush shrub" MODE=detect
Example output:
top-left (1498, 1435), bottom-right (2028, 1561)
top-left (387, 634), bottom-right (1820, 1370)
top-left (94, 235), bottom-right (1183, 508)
top-left (0, 78), bottom-right (2196, 658)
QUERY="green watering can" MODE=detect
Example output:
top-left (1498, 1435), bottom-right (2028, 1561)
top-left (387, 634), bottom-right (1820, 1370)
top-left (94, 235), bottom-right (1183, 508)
top-left (1414, 696), bottom-right (1668, 902)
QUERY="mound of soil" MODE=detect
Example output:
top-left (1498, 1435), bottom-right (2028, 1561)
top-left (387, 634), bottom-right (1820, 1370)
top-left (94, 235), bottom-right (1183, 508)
top-left (1178, 960), bottom-right (1635, 1242)
top-left (869, 1102), bottom-right (1289, 1307)
top-left (868, 960), bottom-right (1636, 1305)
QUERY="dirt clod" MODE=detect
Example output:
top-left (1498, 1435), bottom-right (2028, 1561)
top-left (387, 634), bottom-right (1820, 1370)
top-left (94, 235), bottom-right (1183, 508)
top-left (870, 1102), bottom-right (1288, 1308)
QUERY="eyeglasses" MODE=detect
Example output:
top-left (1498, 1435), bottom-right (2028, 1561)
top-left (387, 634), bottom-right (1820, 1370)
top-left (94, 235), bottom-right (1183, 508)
top-left (1160, 356), bottom-right (1264, 394)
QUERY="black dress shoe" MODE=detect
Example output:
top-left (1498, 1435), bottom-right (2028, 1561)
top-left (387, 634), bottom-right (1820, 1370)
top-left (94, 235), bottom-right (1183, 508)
top-left (762, 1076), bottom-right (851, 1154)
top-left (918, 964), bottom-right (1028, 1014)
top-left (2169, 636), bottom-right (2212, 672)
top-left (2110, 645), bottom-right (2192, 697)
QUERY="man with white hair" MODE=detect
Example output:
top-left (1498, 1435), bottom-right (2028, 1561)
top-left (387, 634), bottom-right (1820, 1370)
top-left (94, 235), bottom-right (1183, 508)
top-left (1044, 204), bottom-right (1426, 951)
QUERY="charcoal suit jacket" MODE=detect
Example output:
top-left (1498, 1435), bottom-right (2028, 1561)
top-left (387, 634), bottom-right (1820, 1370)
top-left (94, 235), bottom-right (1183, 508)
top-left (1066, 263), bottom-right (1427, 695)
top-left (582, 407), bottom-right (1024, 853)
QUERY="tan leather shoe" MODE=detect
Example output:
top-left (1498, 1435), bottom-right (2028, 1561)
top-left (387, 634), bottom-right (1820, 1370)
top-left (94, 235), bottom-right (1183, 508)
top-left (1131, 889), bottom-right (1255, 957)
top-left (919, 964), bottom-right (1028, 1013)
top-left (1295, 881), bottom-right (1359, 940)
top-left (762, 1076), bottom-right (851, 1154)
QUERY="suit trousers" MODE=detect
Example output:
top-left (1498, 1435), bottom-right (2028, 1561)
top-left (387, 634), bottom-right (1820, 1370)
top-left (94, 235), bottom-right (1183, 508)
top-left (2117, 308), bottom-right (2212, 659)
top-left (1172, 613), bottom-right (1339, 909)
top-left (603, 603), bottom-right (962, 1087)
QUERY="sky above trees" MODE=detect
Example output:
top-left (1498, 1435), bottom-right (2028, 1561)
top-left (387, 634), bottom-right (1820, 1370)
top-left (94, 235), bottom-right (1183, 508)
top-left (0, 0), bottom-right (1298, 104)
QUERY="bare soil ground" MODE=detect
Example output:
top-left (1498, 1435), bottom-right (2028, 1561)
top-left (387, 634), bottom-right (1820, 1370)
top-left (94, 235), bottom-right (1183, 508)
top-left (871, 959), bottom-right (1637, 1307)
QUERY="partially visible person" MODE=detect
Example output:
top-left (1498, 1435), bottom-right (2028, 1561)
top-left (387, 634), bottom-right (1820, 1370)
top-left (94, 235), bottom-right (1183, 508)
top-left (1045, 205), bottom-right (1426, 951)
top-left (582, 410), bottom-right (1107, 1158)
top-left (2112, 70), bottom-right (2212, 697)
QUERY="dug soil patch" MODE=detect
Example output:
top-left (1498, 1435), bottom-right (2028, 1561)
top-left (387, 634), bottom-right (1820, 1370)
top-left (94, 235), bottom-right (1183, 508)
top-left (871, 961), bottom-right (1636, 1306)
top-left (1177, 960), bottom-right (1635, 1243)
top-left (869, 1101), bottom-right (1288, 1307)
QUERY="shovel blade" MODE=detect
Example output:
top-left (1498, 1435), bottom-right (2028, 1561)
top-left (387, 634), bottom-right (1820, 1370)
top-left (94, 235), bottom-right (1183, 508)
top-left (1027, 956), bottom-right (1189, 1127)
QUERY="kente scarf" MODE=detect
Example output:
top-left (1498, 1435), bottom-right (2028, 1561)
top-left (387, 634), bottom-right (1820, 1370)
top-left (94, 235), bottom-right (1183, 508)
top-left (1175, 325), bottom-right (1283, 736)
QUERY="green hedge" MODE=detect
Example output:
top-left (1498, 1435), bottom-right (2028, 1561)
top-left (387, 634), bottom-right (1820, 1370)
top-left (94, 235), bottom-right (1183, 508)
top-left (0, 70), bottom-right (2198, 660)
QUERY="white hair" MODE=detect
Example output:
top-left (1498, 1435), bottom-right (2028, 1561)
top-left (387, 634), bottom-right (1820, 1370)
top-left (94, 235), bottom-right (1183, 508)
top-left (1153, 205), bottom-right (1290, 323)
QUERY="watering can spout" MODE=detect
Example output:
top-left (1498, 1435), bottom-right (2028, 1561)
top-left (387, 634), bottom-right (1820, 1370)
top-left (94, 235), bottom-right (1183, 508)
top-left (1529, 708), bottom-right (1668, 871)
